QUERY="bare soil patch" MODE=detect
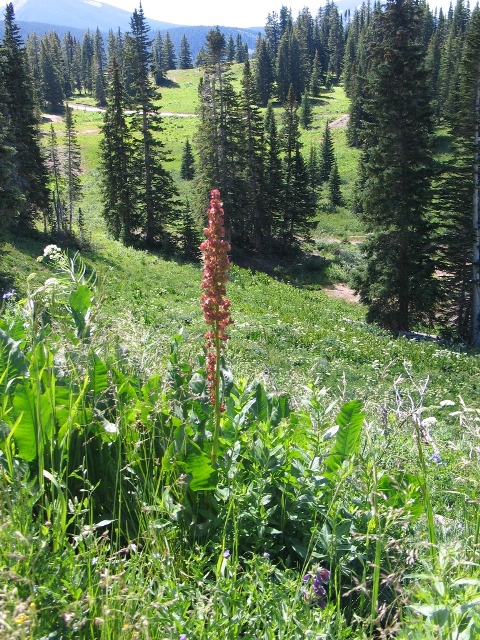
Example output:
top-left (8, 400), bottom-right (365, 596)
top-left (323, 283), bottom-right (360, 303)
top-left (329, 114), bottom-right (350, 128)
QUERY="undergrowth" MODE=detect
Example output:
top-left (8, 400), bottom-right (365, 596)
top-left (0, 247), bottom-right (479, 639)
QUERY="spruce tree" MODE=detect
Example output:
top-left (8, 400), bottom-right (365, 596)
top-left (128, 7), bottom-right (178, 245)
top-left (436, 7), bottom-right (480, 344)
top-left (180, 139), bottom-right (195, 180)
top-left (238, 58), bottom-right (265, 249)
top-left (328, 159), bottom-right (342, 206)
top-left (319, 121), bottom-right (335, 182)
top-left (48, 124), bottom-right (65, 232)
top-left (253, 36), bottom-right (274, 107)
top-left (64, 107), bottom-right (82, 230)
top-left (0, 71), bottom-right (23, 231)
top-left (163, 32), bottom-right (177, 71)
top-left (280, 85), bottom-right (314, 238)
top-left (81, 30), bottom-right (94, 94)
top-left (39, 35), bottom-right (65, 112)
top-left (99, 56), bottom-right (136, 243)
top-left (1, 3), bottom-right (49, 228)
top-left (178, 34), bottom-right (193, 69)
top-left (152, 32), bottom-right (165, 84)
top-left (92, 28), bottom-right (107, 106)
top-left (353, 0), bottom-right (436, 332)
top-left (299, 87), bottom-right (312, 129)
top-left (263, 102), bottom-right (283, 239)
top-left (310, 50), bottom-right (322, 97)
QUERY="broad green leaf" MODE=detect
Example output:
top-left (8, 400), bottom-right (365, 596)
top-left (409, 604), bottom-right (450, 627)
top-left (10, 383), bottom-right (37, 461)
top-left (0, 328), bottom-right (29, 379)
top-left (186, 452), bottom-right (218, 491)
top-left (69, 285), bottom-right (92, 338)
top-left (325, 400), bottom-right (364, 472)
top-left (90, 355), bottom-right (108, 398)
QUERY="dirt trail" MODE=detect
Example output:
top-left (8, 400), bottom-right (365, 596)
top-left (66, 103), bottom-right (197, 118)
top-left (329, 114), bottom-right (350, 128)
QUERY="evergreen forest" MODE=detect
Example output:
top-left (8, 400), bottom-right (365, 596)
top-left (1, 0), bottom-right (480, 637)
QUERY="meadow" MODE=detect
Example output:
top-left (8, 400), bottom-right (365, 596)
top-left (1, 67), bottom-right (480, 639)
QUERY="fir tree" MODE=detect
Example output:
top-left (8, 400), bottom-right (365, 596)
top-left (353, 0), bottom-right (436, 332)
top-left (81, 30), bottom-right (94, 93)
top-left (226, 35), bottom-right (235, 62)
top-left (328, 159), bottom-right (342, 206)
top-left (152, 32), bottom-right (165, 84)
top-left (310, 50), bottom-right (322, 97)
top-left (180, 139), bottom-right (195, 180)
top-left (128, 7), bottom-right (178, 245)
top-left (253, 36), bottom-right (274, 107)
top-left (178, 34), bottom-right (193, 69)
top-left (319, 121), bottom-right (335, 182)
top-left (179, 200), bottom-right (201, 261)
top-left (299, 88), bottom-right (312, 129)
top-left (48, 124), bottom-right (64, 232)
top-left (436, 7), bottom-right (480, 343)
top-left (92, 28), bottom-right (107, 106)
top-left (39, 34), bottom-right (65, 112)
top-left (263, 102), bottom-right (283, 239)
top-left (163, 32), bottom-right (177, 71)
top-left (99, 56), bottom-right (136, 243)
top-left (63, 107), bottom-right (82, 230)
top-left (1, 3), bottom-right (49, 228)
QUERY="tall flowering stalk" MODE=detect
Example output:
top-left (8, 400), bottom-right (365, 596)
top-left (200, 189), bottom-right (233, 463)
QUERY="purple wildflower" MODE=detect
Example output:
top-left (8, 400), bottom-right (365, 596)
top-left (223, 549), bottom-right (231, 559)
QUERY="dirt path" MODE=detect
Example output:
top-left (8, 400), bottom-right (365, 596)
top-left (66, 103), bottom-right (197, 118)
top-left (329, 114), bottom-right (350, 128)
top-left (323, 283), bottom-right (360, 303)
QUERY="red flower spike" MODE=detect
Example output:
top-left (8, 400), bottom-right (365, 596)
top-left (200, 189), bottom-right (233, 406)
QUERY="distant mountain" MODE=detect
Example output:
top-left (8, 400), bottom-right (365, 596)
top-left (11, 0), bottom-right (180, 32)
top-left (4, 0), bottom-right (262, 64)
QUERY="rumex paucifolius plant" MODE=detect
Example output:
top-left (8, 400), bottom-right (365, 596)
top-left (200, 189), bottom-right (233, 462)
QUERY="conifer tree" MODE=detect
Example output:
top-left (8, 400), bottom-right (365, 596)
top-left (299, 87), bottom-right (312, 129)
top-left (0, 73), bottom-right (23, 230)
top-left (180, 139), bottom-right (195, 180)
top-left (436, 7), bottom-right (480, 343)
top-left (353, 0), bottom-right (436, 332)
top-left (99, 56), bottom-right (136, 243)
top-left (81, 30), bottom-right (94, 93)
top-left (128, 7), bottom-right (178, 245)
top-left (163, 32), bottom-right (177, 70)
top-left (92, 28), bottom-right (107, 106)
top-left (280, 85), bottom-right (314, 237)
top-left (1, 3), bottom-right (49, 228)
top-left (39, 34), bottom-right (65, 112)
top-left (238, 58), bottom-right (265, 249)
top-left (64, 107), bottom-right (82, 230)
top-left (319, 121), bottom-right (335, 182)
top-left (178, 34), bottom-right (193, 69)
top-left (48, 124), bottom-right (64, 232)
top-left (253, 35), bottom-right (274, 107)
top-left (152, 31), bottom-right (165, 84)
top-left (226, 35), bottom-right (235, 62)
top-left (328, 159), bottom-right (342, 206)
top-left (263, 102), bottom-right (283, 239)
top-left (310, 50), bottom-right (322, 97)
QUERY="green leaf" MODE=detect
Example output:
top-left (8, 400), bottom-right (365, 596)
top-left (10, 384), bottom-right (37, 461)
top-left (185, 452), bottom-right (218, 491)
top-left (325, 400), bottom-right (364, 472)
top-left (90, 355), bottom-right (109, 398)
top-left (69, 285), bottom-right (92, 338)
top-left (409, 604), bottom-right (450, 627)
top-left (0, 328), bottom-right (29, 379)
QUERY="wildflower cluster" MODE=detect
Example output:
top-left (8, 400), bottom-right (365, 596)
top-left (200, 189), bottom-right (233, 406)
top-left (302, 566), bottom-right (330, 609)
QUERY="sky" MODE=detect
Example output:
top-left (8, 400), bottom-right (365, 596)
top-left (99, 0), bottom-right (452, 29)
top-left (99, 0), bottom-right (345, 28)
